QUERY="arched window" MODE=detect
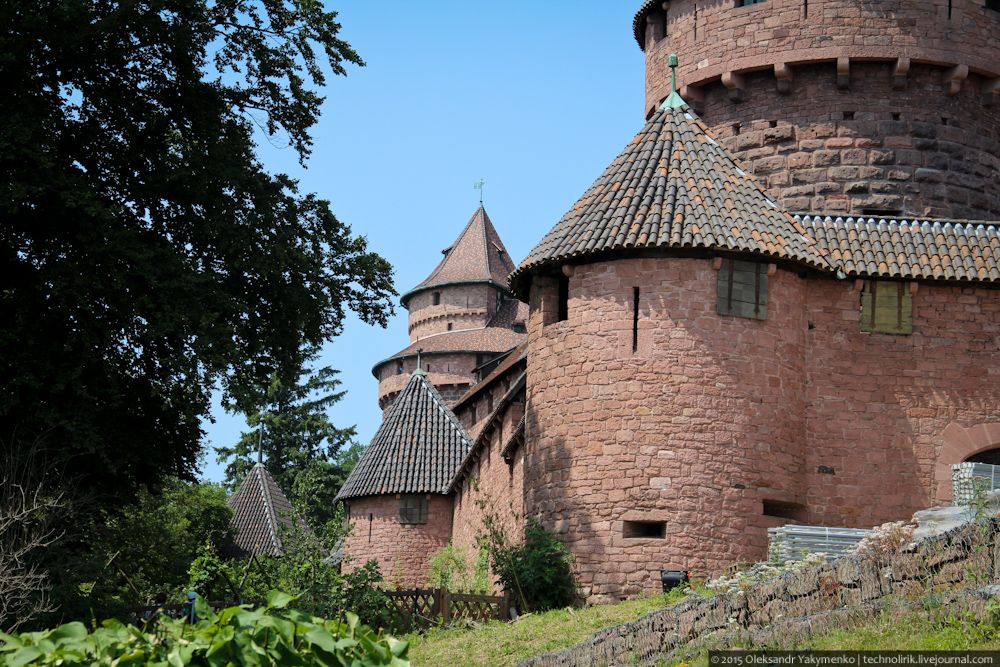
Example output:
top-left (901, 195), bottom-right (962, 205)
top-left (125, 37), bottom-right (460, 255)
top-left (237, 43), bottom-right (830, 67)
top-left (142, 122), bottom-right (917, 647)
top-left (966, 448), bottom-right (1000, 466)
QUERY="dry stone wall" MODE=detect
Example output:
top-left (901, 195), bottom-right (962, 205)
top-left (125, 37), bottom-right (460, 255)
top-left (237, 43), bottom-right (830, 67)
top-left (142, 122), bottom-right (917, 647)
top-left (519, 518), bottom-right (1000, 667)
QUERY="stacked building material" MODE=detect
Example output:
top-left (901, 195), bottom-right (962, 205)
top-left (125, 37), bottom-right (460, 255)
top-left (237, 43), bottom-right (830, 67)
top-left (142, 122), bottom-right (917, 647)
top-left (952, 462), bottom-right (1000, 506)
top-left (767, 525), bottom-right (871, 564)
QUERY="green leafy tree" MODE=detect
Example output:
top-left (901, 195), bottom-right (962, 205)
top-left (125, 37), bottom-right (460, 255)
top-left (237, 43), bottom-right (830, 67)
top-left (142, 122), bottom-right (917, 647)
top-left (0, 0), bottom-right (395, 502)
top-left (41, 478), bottom-right (234, 624)
top-left (217, 361), bottom-right (361, 526)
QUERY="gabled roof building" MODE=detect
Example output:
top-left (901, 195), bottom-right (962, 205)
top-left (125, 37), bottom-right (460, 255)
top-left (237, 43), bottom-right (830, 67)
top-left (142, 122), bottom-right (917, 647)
top-left (339, 3), bottom-right (1000, 602)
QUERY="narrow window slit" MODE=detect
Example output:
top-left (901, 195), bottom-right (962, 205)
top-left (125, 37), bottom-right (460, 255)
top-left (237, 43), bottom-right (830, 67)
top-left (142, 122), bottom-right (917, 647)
top-left (632, 287), bottom-right (640, 353)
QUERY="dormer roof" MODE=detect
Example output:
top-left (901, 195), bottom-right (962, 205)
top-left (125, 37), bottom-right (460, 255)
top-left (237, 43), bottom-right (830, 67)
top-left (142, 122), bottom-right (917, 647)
top-left (401, 206), bottom-right (517, 308)
top-left (509, 105), bottom-right (833, 299)
top-left (335, 371), bottom-right (472, 501)
top-left (228, 463), bottom-right (296, 557)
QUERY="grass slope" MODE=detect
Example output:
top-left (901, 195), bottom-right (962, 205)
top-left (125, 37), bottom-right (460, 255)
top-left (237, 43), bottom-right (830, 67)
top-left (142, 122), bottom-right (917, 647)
top-left (405, 594), bottom-right (672, 667)
top-left (406, 595), bottom-right (1000, 667)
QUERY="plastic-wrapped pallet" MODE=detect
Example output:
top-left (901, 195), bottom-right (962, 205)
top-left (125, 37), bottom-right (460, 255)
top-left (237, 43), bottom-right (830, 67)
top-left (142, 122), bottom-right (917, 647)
top-left (767, 524), bottom-right (871, 564)
top-left (951, 462), bottom-right (1000, 506)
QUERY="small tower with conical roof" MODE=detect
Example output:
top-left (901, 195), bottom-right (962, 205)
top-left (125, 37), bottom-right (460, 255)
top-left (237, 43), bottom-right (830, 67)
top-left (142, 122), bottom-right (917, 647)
top-left (372, 206), bottom-right (527, 410)
top-left (336, 368), bottom-right (472, 585)
top-left (228, 463), bottom-right (298, 557)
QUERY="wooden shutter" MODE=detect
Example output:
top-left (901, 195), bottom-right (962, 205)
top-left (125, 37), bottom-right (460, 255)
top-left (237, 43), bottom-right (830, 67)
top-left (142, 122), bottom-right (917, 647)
top-left (860, 280), bottom-right (912, 334)
top-left (717, 259), bottom-right (768, 320)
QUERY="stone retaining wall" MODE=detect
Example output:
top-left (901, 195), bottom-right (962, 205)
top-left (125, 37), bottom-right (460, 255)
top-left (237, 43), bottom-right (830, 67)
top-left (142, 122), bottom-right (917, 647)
top-left (519, 518), bottom-right (1000, 667)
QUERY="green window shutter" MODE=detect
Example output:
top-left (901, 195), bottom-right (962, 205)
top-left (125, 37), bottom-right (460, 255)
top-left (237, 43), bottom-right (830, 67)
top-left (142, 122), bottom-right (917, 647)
top-left (717, 259), bottom-right (767, 320)
top-left (861, 280), bottom-right (912, 334)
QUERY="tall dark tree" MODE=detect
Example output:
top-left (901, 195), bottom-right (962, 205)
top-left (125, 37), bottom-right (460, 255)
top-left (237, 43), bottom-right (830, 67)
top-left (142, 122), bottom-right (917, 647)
top-left (0, 0), bottom-right (394, 499)
top-left (218, 358), bottom-right (360, 525)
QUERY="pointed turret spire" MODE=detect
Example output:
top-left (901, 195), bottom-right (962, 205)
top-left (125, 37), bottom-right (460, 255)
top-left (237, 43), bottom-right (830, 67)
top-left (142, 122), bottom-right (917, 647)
top-left (400, 206), bottom-right (516, 307)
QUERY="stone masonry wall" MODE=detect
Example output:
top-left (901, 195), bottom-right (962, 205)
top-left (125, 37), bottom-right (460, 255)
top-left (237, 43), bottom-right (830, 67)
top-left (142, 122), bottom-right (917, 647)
top-left (703, 63), bottom-right (1000, 220)
top-left (803, 278), bottom-right (1000, 527)
top-left (520, 518), bottom-right (1000, 667)
top-left (525, 256), bottom-right (1000, 602)
top-left (451, 401), bottom-right (526, 575)
top-left (643, 0), bottom-right (1000, 114)
top-left (376, 354), bottom-right (479, 410)
top-left (406, 284), bottom-right (498, 342)
top-left (526, 258), bottom-right (810, 603)
top-left (342, 494), bottom-right (453, 587)
top-left (638, 0), bottom-right (1000, 220)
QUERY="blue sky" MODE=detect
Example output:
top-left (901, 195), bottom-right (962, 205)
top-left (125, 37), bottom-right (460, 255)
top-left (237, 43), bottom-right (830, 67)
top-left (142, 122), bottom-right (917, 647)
top-left (199, 2), bottom-right (648, 481)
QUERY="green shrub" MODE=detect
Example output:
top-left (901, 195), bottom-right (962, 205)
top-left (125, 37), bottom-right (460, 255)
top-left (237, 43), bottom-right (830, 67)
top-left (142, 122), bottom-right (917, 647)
top-left (483, 516), bottom-right (576, 613)
top-left (0, 591), bottom-right (409, 666)
top-left (426, 543), bottom-right (491, 593)
top-left (188, 535), bottom-right (394, 631)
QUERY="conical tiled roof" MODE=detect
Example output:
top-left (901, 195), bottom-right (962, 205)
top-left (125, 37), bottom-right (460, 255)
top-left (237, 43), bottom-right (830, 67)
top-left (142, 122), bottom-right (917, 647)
top-left (335, 372), bottom-right (472, 501)
top-left (228, 463), bottom-right (296, 557)
top-left (509, 105), bottom-right (833, 299)
top-left (401, 206), bottom-right (517, 307)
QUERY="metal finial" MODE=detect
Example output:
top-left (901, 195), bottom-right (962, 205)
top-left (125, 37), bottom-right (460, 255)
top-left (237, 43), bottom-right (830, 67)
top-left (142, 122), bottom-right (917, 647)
top-left (473, 179), bottom-right (486, 205)
top-left (413, 348), bottom-right (426, 376)
top-left (661, 53), bottom-right (687, 110)
top-left (256, 420), bottom-right (264, 464)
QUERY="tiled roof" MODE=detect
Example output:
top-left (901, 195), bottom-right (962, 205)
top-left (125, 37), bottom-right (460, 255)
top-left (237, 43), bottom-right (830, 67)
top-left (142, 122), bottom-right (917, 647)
top-left (800, 215), bottom-right (1000, 283)
top-left (401, 206), bottom-right (517, 307)
top-left (486, 297), bottom-right (529, 329)
top-left (336, 372), bottom-right (472, 500)
top-left (228, 463), bottom-right (296, 557)
top-left (371, 327), bottom-right (526, 377)
top-left (632, 0), bottom-right (658, 49)
top-left (509, 105), bottom-right (832, 299)
top-left (448, 371), bottom-right (526, 493)
top-left (453, 342), bottom-right (528, 412)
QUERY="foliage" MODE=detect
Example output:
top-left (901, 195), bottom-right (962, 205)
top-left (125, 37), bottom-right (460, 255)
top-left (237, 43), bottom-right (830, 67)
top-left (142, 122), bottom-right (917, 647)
top-left (40, 477), bottom-right (233, 625)
top-left (406, 594), bottom-right (672, 667)
top-left (703, 553), bottom-right (827, 595)
top-left (426, 543), bottom-right (491, 594)
top-left (0, 591), bottom-right (409, 666)
top-left (852, 520), bottom-right (916, 561)
top-left (480, 513), bottom-right (576, 613)
top-left (0, 0), bottom-right (395, 502)
top-left (0, 440), bottom-right (68, 633)
top-left (217, 363), bottom-right (362, 527)
top-left (188, 513), bottom-right (394, 630)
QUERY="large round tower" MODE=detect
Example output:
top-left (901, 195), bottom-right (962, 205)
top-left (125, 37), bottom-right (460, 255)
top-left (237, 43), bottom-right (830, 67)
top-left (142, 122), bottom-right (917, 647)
top-left (372, 206), bottom-right (526, 410)
top-left (634, 0), bottom-right (1000, 220)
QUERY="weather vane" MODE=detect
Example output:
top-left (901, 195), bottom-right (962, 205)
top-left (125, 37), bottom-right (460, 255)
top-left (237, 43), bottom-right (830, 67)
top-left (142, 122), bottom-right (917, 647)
top-left (474, 179), bottom-right (486, 205)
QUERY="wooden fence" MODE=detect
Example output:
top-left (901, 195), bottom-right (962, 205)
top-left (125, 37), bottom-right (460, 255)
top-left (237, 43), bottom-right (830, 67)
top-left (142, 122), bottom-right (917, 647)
top-left (385, 587), bottom-right (510, 629)
top-left (128, 588), bottom-right (509, 630)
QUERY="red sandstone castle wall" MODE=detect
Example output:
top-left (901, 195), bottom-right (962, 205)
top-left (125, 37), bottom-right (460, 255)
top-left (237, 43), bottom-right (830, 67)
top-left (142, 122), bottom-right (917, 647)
top-left (703, 63), bottom-right (1000, 220)
top-left (638, 0), bottom-right (1000, 219)
top-left (376, 353), bottom-right (479, 410)
top-left (407, 284), bottom-right (498, 341)
top-left (526, 258), bottom-right (809, 603)
top-left (803, 279), bottom-right (1000, 526)
top-left (342, 494), bottom-right (453, 587)
top-left (451, 406), bottom-right (526, 573)
top-left (525, 256), bottom-right (1000, 602)
top-left (643, 0), bottom-right (1000, 113)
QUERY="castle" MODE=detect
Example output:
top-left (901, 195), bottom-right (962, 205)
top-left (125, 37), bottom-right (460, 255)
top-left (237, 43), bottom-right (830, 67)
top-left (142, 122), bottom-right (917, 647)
top-left (336, 0), bottom-right (1000, 604)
